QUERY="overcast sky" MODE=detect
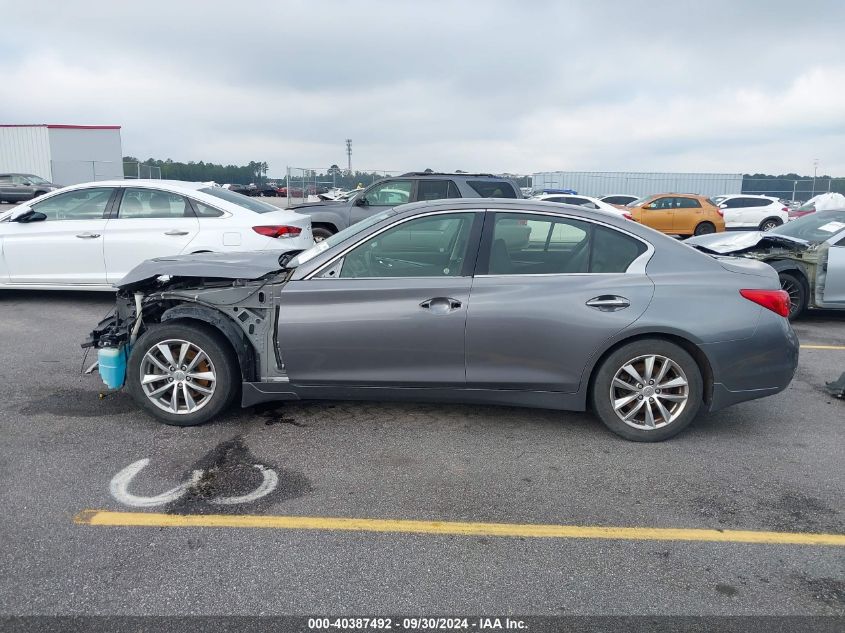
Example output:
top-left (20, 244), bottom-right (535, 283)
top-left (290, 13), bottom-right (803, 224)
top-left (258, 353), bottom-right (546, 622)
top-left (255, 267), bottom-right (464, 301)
top-left (2, 0), bottom-right (843, 177)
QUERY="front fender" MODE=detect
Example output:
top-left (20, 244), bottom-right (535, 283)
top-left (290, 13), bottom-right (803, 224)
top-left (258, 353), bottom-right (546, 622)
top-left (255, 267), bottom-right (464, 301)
top-left (160, 304), bottom-right (257, 381)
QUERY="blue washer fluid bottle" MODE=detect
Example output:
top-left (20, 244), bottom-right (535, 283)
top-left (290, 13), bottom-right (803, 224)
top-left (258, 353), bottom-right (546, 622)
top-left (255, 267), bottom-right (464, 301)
top-left (98, 345), bottom-right (130, 390)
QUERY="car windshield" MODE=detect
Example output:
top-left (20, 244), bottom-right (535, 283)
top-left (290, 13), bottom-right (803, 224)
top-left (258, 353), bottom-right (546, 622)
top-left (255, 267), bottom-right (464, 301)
top-left (769, 210), bottom-right (845, 243)
top-left (287, 209), bottom-right (398, 267)
top-left (198, 186), bottom-right (280, 213)
top-left (627, 196), bottom-right (653, 208)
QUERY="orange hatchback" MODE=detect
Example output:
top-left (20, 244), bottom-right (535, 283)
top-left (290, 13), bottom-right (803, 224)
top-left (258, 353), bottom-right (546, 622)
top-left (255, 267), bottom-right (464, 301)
top-left (626, 193), bottom-right (725, 236)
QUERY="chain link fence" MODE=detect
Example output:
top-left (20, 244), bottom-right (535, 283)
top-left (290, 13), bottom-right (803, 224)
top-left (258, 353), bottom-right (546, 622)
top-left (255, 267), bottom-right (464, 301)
top-left (123, 162), bottom-right (162, 180)
top-left (283, 167), bottom-right (404, 205)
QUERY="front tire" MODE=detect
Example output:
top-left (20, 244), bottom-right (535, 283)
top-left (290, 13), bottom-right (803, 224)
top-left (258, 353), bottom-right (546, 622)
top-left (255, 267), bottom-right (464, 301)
top-left (779, 272), bottom-right (807, 320)
top-left (127, 322), bottom-right (239, 426)
top-left (591, 339), bottom-right (703, 442)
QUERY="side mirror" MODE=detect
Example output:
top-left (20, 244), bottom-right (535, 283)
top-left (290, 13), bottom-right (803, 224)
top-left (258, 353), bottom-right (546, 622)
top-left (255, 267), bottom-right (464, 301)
top-left (355, 196), bottom-right (368, 207)
top-left (719, 204), bottom-right (727, 209)
top-left (12, 209), bottom-right (47, 223)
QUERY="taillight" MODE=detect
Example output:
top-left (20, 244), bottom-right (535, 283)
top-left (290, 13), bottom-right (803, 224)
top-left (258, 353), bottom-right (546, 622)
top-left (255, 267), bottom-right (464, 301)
top-left (782, 207), bottom-right (789, 213)
top-left (740, 289), bottom-right (790, 317)
top-left (622, 212), bottom-right (633, 221)
top-left (252, 225), bottom-right (303, 238)
top-left (716, 208), bottom-right (724, 217)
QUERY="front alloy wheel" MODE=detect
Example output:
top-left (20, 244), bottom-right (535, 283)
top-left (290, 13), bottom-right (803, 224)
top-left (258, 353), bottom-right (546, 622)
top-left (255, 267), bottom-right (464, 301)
top-left (140, 339), bottom-right (217, 415)
top-left (778, 272), bottom-right (807, 320)
top-left (127, 323), bottom-right (238, 426)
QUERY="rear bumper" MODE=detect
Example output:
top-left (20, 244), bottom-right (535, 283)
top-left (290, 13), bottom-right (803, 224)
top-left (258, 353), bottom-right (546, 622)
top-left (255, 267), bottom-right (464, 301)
top-left (702, 312), bottom-right (799, 412)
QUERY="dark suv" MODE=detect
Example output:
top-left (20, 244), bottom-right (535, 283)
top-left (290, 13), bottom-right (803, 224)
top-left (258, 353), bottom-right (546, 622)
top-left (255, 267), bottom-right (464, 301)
top-left (289, 172), bottom-right (522, 240)
top-left (0, 173), bottom-right (59, 203)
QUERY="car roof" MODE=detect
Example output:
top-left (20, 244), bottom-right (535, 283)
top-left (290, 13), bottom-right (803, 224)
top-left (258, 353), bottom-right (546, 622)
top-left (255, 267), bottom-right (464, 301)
top-left (8, 179), bottom-right (294, 217)
top-left (717, 193), bottom-right (776, 199)
top-left (398, 172), bottom-right (504, 178)
top-left (390, 198), bottom-right (631, 226)
top-left (69, 179), bottom-right (212, 191)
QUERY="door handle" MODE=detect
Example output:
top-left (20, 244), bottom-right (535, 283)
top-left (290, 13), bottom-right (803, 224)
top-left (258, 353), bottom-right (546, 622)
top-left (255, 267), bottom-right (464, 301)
top-left (164, 230), bottom-right (190, 236)
top-left (420, 297), bottom-right (462, 313)
top-left (76, 232), bottom-right (101, 239)
top-left (586, 295), bottom-right (630, 311)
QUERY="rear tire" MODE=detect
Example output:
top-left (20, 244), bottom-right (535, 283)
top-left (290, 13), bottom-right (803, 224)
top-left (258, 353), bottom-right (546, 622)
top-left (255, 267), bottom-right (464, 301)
top-left (779, 272), bottom-right (807, 320)
top-left (127, 322), bottom-right (239, 426)
top-left (759, 217), bottom-right (782, 231)
top-left (693, 222), bottom-right (716, 236)
top-left (312, 226), bottom-right (335, 242)
top-left (591, 339), bottom-right (703, 442)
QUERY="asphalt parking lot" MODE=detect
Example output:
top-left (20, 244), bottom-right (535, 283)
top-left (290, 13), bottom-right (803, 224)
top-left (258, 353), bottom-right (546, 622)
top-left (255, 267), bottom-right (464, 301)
top-left (0, 291), bottom-right (843, 618)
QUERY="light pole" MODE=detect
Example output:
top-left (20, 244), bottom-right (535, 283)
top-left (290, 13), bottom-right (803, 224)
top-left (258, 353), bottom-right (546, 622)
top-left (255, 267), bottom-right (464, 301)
top-left (812, 158), bottom-right (819, 197)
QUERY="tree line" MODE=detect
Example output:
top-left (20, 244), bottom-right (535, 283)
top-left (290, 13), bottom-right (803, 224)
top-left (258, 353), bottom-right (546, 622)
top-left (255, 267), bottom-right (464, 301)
top-left (123, 157), bottom-right (270, 185)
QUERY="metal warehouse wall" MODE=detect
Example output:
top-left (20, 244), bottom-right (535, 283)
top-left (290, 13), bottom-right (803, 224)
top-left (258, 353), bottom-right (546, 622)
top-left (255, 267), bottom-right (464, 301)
top-left (0, 126), bottom-right (52, 180)
top-left (531, 171), bottom-right (743, 198)
top-left (48, 127), bottom-right (123, 185)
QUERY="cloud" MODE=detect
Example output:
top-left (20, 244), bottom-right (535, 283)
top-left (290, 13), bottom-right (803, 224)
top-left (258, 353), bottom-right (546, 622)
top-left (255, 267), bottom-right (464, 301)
top-left (1, 0), bottom-right (844, 176)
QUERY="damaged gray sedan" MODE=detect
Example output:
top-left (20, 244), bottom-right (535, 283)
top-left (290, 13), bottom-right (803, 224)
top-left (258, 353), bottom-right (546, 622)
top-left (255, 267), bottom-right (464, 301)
top-left (686, 209), bottom-right (845, 319)
top-left (85, 199), bottom-right (799, 442)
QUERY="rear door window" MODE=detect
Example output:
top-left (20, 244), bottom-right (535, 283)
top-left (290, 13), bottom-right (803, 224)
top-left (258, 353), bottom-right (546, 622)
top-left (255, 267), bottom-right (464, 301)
top-left (677, 198), bottom-right (702, 209)
top-left (468, 181), bottom-right (517, 198)
top-left (483, 213), bottom-right (646, 275)
top-left (117, 188), bottom-right (191, 218)
top-left (415, 180), bottom-right (461, 202)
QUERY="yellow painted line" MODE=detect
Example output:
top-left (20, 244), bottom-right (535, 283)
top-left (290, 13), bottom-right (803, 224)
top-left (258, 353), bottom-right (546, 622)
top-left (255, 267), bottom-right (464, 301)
top-left (74, 510), bottom-right (845, 547)
top-left (801, 344), bottom-right (845, 350)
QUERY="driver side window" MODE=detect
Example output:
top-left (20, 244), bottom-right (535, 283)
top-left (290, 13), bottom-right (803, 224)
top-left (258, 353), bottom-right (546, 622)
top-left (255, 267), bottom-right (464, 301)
top-left (31, 188), bottom-right (114, 221)
top-left (339, 213), bottom-right (476, 278)
top-left (363, 180), bottom-right (413, 205)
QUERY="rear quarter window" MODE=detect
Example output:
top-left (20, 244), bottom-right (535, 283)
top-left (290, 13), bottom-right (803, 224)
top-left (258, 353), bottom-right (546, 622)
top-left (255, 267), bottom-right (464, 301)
top-left (468, 181), bottom-right (517, 198)
top-left (590, 226), bottom-right (647, 273)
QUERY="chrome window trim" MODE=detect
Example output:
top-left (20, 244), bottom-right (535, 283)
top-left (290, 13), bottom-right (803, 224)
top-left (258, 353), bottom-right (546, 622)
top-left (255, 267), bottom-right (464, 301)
top-left (305, 209), bottom-right (484, 280)
top-left (305, 207), bottom-right (654, 280)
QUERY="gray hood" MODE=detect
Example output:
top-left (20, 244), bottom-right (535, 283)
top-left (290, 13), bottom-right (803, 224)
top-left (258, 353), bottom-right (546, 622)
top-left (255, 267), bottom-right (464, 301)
top-left (685, 231), bottom-right (807, 254)
top-left (117, 251), bottom-right (293, 289)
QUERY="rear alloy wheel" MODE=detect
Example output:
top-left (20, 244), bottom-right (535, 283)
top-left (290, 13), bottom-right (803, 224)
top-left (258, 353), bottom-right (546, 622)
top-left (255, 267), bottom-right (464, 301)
top-left (127, 323), bottom-right (238, 426)
top-left (759, 218), bottom-right (782, 231)
top-left (693, 222), bottom-right (716, 236)
top-left (591, 339), bottom-right (703, 441)
top-left (312, 227), bottom-right (335, 242)
top-left (778, 272), bottom-right (807, 320)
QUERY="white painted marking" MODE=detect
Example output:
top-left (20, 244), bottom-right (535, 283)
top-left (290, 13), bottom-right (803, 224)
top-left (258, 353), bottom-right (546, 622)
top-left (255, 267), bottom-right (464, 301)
top-left (210, 465), bottom-right (278, 505)
top-left (109, 458), bottom-right (203, 508)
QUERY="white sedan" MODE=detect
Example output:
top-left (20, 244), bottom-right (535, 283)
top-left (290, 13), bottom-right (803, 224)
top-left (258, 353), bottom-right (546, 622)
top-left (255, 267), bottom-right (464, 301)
top-left (532, 193), bottom-right (629, 218)
top-left (0, 180), bottom-right (313, 290)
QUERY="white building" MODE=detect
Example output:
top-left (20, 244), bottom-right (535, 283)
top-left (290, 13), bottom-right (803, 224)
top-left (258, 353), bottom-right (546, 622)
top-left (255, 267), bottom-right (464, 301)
top-left (0, 124), bottom-right (123, 185)
top-left (531, 171), bottom-right (743, 198)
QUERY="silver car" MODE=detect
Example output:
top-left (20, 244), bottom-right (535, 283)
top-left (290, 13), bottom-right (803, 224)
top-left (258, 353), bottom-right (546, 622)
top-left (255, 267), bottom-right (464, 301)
top-left (85, 199), bottom-right (799, 441)
top-left (0, 173), bottom-right (59, 203)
